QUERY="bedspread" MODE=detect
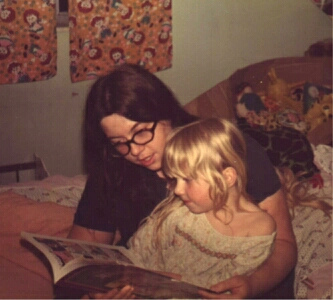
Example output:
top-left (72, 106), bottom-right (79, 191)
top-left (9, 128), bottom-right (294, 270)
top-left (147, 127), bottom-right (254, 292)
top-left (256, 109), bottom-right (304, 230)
top-left (292, 144), bottom-right (332, 299)
top-left (0, 175), bottom-right (86, 298)
top-left (0, 174), bottom-right (86, 207)
top-left (0, 146), bottom-right (331, 298)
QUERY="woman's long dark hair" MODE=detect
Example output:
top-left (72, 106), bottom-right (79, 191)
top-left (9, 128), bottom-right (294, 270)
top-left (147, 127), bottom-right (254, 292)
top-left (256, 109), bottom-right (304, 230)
top-left (83, 63), bottom-right (197, 178)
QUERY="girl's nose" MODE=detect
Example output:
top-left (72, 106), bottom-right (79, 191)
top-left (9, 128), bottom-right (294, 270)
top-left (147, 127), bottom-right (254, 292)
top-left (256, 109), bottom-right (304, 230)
top-left (174, 180), bottom-right (184, 196)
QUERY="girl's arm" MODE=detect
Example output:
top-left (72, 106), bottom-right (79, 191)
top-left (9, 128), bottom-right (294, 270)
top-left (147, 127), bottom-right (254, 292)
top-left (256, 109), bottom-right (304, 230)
top-left (127, 218), bottom-right (161, 267)
top-left (199, 188), bottom-right (297, 299)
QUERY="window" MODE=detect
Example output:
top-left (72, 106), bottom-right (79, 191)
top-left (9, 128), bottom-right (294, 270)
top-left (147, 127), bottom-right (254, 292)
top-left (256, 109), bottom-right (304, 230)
top-left (57, 0), bottom-right (69, 27)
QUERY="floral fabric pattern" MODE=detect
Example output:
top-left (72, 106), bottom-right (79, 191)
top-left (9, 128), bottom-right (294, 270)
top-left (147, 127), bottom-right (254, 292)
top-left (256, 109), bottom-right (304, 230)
top-left (0, 0), bottom-right (57, 84)
top-left (68, 0), bottom-right (172, 83)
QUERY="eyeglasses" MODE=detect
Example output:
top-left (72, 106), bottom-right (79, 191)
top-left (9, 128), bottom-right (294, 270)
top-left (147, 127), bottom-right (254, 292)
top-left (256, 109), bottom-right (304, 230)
top-left (108, 121), bottom-right (158, 157)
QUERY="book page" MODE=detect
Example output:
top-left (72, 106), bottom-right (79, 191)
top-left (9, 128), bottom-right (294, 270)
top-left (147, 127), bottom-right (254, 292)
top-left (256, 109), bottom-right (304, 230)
top-left (21, 232), bottom-right (138, 283)
top-left (59, 264), bottom-right (206, 299)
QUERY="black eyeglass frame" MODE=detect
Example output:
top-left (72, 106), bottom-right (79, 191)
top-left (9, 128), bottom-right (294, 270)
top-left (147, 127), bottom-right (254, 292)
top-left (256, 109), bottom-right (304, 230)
top-left (107, 121), bottom-right (158, 158)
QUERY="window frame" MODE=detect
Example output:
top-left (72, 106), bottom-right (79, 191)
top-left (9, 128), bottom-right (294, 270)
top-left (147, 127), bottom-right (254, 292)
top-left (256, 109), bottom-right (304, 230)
top-left (56, 0), bottom-right (69, 27)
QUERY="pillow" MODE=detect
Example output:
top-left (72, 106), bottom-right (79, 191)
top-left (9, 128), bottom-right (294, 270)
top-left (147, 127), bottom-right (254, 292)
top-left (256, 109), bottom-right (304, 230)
top-left (0, 191), bottom-right (76, 280)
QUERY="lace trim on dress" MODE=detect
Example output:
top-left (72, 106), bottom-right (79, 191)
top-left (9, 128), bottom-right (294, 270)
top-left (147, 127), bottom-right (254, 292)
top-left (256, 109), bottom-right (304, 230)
top-left (175, 225), bottom-right (237, 259)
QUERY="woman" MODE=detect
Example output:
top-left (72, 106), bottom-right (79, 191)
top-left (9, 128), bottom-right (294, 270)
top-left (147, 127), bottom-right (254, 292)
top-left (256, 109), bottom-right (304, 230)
top-left (68, 63), bottom-right (297, 299)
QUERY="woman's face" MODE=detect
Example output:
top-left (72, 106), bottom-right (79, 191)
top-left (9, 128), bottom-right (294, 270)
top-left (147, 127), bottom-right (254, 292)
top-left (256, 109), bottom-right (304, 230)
top-left (100, 114), bottom-right (172, 171)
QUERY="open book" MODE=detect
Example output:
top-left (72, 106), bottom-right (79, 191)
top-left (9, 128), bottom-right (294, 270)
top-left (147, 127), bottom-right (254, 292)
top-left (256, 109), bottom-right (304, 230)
top-left (21, 232), bottom-right (214, 299)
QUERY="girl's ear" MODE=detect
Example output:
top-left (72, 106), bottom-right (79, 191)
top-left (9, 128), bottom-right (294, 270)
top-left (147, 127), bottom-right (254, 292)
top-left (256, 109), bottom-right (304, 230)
top-left (222, 167), bottom-right (237, 187)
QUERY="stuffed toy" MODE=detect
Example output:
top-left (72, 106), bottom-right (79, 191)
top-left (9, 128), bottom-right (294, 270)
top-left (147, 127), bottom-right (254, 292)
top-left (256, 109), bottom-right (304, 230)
top-left (236, 93), bottom-right (267, 118)
top-left (304, 93), bottom-right (333, 132)
top-left (235, 83), bottom-right (270, 127)
top-left (261, 95), bottom-right (281, 113)
top-left (305, 38), bottom-right (332, 58)
top-left (266, 68), bottom-right (304, 114)
top-left (235, 80), bottom-right (308, 132)
top-left (267, 68), bottom-right (289, 102)
top-left (276, 109), bottom-right (307, 133)
top-left (303, 82), bottom-right (333, 114)
top-left (235, 70), bottom-right (332, 135)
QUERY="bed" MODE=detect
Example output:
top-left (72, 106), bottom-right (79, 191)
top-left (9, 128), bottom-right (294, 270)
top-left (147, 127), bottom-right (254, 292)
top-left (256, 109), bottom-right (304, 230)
top-left (0, 56), bottom-right (331, 299)
top-left (184, 55), bottom-right (332, 299)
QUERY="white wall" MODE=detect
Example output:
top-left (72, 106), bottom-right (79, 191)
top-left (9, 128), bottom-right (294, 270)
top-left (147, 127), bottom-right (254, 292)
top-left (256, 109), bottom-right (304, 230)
top-left (159, 0), bottom-right (332, 103)
top-left (0, 0), bottom-right (331, 183)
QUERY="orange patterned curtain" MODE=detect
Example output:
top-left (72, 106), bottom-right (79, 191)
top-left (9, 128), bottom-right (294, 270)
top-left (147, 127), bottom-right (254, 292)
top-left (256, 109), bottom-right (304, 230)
top-left (0, 0), bottom-right (57, 84)
top-left (68, 0), bottom-right (172, 83)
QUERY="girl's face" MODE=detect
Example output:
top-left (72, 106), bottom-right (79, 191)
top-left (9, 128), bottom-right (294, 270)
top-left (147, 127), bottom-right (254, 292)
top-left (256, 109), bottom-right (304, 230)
top-left (173, 176), bottom-right (213, 214)
top-left (101, 114), bottom-right (172, 171)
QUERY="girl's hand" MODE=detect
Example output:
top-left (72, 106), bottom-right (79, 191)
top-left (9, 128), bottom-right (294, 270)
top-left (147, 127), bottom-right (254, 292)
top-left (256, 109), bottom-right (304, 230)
top-left (82, 285), bottom-right (136, 299)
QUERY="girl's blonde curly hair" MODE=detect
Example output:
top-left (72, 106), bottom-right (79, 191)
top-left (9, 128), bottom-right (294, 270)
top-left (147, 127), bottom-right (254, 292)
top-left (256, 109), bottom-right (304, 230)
top-left (276, 167), bottom-right (331, 218)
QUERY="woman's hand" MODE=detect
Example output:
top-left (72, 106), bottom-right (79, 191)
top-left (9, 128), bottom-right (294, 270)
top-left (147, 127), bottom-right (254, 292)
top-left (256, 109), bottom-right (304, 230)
top-left (82, 286), bottom-right (135, 299)
top-left (198, 275), bottom-right (251, 299)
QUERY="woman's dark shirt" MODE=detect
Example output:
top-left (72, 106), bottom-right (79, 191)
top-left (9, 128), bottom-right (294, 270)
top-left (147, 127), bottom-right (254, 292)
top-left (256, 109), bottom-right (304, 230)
top-left (73, 134), bottom-right (281, 246)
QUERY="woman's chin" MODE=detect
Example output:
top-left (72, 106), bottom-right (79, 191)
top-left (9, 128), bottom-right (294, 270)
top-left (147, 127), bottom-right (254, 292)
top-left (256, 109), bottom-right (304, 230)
top-left (141, 155), bottom-right (162, 171)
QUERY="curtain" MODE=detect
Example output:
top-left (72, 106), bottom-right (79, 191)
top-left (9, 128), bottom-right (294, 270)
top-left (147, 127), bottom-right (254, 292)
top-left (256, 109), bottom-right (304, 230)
top-left (68, 0), bottom-right (172, 83)
top-left (0, 1), bottom-right (57, 84)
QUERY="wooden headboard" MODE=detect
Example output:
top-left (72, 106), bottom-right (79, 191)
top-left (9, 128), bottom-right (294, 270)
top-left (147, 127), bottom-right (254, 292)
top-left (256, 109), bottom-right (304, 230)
top-left (184, 56), bottom-right (332, 146)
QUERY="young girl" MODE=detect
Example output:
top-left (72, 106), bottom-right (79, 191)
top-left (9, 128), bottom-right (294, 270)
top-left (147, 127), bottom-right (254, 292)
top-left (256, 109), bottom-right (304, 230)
top-left (127, 118), bottom-right (277, 289)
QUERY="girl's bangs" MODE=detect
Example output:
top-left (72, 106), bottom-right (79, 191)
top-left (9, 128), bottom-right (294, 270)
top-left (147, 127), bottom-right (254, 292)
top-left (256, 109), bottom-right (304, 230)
top-left (163, 137), bottom-right (202, 180)
top-left (164, 153), bottom-right (191, 179)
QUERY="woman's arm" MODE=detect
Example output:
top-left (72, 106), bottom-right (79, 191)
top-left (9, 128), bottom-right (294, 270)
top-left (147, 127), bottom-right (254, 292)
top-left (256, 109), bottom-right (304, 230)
top-left (199, 188), bottom-right (297, 299)
top-left (250, 188), bottom-right (297, 295)
top-left (68, 224), bottom-right (115, 244)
